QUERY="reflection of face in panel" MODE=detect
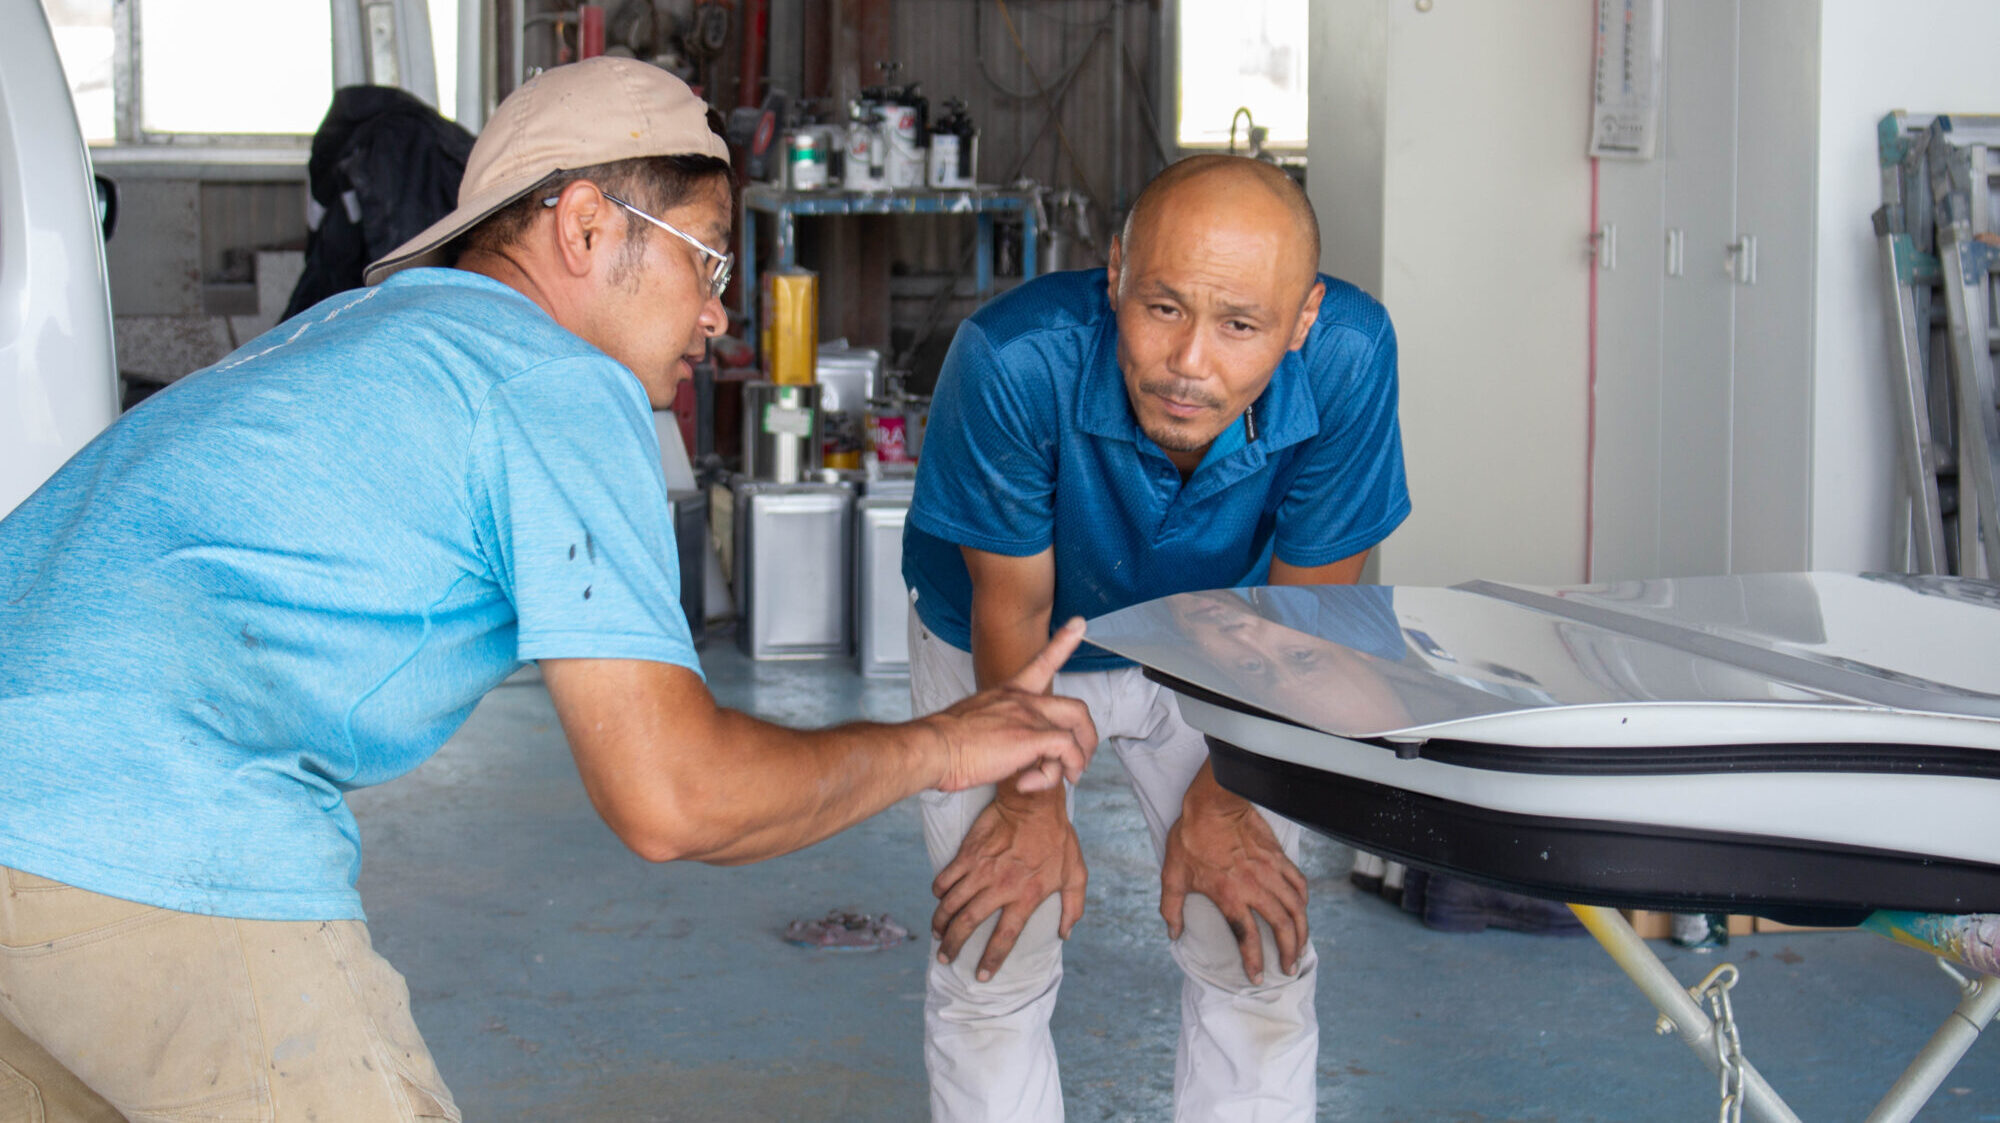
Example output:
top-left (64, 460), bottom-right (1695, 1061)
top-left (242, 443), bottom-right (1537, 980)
top-left (1168, 591), bottom-right (1413, 734)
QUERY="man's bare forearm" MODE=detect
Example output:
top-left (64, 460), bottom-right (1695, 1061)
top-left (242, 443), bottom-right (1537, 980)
top-left (969, 596), bottom-right (1054, 693)
top-left (544, 645), bottom-right (1093, 868)
top-left (544, 659), bottom-right (947, 863)
top-left (664, 708), bottom-right (955, 864)
top-left (966, 563), bottom-right (1061, 814)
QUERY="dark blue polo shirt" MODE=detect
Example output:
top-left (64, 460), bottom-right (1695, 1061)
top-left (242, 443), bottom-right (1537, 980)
top-left (903, 268), bottom-right (1410, 672)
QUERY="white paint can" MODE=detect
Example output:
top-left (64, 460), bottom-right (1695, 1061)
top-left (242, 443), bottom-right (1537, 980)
top-left (841, 116), bottom-right (888, 191)
top-left (880, 104), bottom-right (925, 189)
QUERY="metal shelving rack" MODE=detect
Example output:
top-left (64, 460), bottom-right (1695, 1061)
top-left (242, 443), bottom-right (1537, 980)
top-left (735, 184), bottom-right (1042, 347)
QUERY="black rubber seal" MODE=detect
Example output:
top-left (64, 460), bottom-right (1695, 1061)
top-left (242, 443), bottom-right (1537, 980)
top-left (1206, 735), bottom-right (2000, 918)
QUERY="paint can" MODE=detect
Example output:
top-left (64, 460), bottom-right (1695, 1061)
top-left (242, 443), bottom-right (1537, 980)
top-left (759, 267), bottom-right (818, 386)
top-left (841, 105), bottom-right (889, 191)
top-left (785, 130), bottom-right (828, 191)
top-left (742, 382), bottom-right (823, 483)
top-left (880, 103), bottom-right (925, 190)
top-left (927, 99), bottom-right (978, 188)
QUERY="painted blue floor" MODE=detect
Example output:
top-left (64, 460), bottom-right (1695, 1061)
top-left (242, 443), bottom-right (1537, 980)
top-left (348, 636), bottom-right (2000, 1121)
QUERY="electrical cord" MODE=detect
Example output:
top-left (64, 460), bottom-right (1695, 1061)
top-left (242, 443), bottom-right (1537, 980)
top-left (976, 1), bottom-right (1115, 102)
top-left (993, 0), bottom-right (1105, 207)
top-left (893, 14), bottom-right (1112, 371)
top-left (1121, 40), bottom-right (1174, 168)
top-left (895, 0), bottom-right (1153, 370)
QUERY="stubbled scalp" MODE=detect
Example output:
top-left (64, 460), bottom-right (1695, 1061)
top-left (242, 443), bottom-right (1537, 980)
top-left (1120, 155), bottom-right (1320, 290)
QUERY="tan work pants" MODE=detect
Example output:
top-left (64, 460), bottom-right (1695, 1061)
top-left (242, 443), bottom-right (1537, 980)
top-left (0, 866), bottom-right (458, 1123)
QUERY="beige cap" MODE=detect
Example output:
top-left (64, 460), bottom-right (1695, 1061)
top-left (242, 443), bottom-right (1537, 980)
top-left (364, 57), bottom-right (730, 285)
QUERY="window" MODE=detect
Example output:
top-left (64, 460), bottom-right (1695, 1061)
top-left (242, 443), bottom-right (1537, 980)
top-left (140, 0), bottom-right (333, 136)
top-left (40, 0), bottom-right (460, 143)
top-left (43, 0), bottom-right (113, 143)
top-left (1176, 0), bottom-right (1308, 151)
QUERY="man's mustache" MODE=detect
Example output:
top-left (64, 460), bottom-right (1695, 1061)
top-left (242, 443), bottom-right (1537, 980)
top-left (1137, 376), bottom-right (1224, 410)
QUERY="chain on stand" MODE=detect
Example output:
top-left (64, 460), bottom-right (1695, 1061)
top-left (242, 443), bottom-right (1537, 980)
top-left (1687, 964), bottom-right (1746, 1123)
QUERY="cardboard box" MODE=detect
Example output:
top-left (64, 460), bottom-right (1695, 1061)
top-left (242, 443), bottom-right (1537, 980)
top-left (1620, 910), bottom-right (1756, 939)
top-left (1750, 917), bottom-right (1852, 934)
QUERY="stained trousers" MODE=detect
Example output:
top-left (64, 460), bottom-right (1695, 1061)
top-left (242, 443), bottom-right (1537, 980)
top-left (0, 866), bottom-right (458, 1123)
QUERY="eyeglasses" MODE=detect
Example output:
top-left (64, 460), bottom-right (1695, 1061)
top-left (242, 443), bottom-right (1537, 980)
top-left (541, 189), bottom-right (734, 300)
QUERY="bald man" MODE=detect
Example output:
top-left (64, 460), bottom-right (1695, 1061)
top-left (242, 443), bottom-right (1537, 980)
top-left (902, 155), bottom-right (1410, 1121)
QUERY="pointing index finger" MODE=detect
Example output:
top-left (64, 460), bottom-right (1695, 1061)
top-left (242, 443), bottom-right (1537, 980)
top-left (1005, 617), bottom-right (1087, 695)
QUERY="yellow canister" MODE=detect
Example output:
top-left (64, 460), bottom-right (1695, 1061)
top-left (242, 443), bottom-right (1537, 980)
top-left (760, 267), bottom-right (818, 385)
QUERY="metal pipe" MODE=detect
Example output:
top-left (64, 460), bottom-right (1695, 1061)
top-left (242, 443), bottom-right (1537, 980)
top-left (331, 0), bottom-right (367, 88)
top-left (1863, 972), bottom-right (2000, 1123)
top-left (739, 0), bottom-right (768, 108)
top-left (456, 0), bottom-right (484, 131)
top-left (1570, 906), bottom-right (1804, 1123)
top-left (1111, 0), bottom-right (1124, 214)
top-left (395, 0), bottom-right (440, 107)
top-left (507, 0), bottom-right (524, 95)
top-left (1151, 0), bottom-right (1175, 171)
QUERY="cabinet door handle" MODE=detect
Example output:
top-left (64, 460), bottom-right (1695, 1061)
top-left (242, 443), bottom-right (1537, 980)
top-left (1666, 228), bottom-right (1685, 277)
top-left (1728, 234), bottom-right (1758, 285)
top-left (1598, 223), bottom-right (1618, 271)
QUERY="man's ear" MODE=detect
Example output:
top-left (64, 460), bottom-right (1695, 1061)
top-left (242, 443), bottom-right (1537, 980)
top-left (1288, 280), bottom-right (1325, 351)
top-left (550, 180), bottom-right (610, 278)
top-left (1106, 235), bottom-right (1123, 305)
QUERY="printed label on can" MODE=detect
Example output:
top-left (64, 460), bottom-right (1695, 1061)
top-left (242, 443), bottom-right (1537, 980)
top-left (763, 403), bottom-right (814, 437)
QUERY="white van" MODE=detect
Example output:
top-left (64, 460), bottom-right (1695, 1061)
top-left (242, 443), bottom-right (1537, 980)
top-left (0, 3), bottom-right (119, 519)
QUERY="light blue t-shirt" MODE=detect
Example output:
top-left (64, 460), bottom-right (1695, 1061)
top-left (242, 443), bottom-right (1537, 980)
top-left (0, 268), bottom-right (700, 921)
top-left (903, 268), bottom-right (1410, 672)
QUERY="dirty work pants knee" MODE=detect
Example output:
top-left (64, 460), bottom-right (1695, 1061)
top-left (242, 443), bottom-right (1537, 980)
top-left (908, 617), bottom-right (1318, 1123)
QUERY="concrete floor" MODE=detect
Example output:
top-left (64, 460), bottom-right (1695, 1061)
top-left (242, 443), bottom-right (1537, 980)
top-left (349, 636), bottom-right (2000, 1122)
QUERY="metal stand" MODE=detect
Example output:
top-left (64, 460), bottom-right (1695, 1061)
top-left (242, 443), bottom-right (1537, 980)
top-left (1875, 112), bottom-right (2000, 577)
top-left (1571, 904), bottom-right (2000, 1123)
top-left (1569, 906), bottom-right (1802, 1123)
top-left (1873, 206), bottom-right (1947, 573)
top-left (1864, 967), bottom-right (2000, 1123)
top-left (1936, 223), bottom-right (2000, 580)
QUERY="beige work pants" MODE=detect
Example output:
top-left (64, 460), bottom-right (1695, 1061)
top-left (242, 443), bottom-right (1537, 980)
top-left (0, 866), bottom-right (458, 1123)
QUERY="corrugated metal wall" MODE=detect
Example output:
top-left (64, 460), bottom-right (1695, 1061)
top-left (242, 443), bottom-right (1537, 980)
top-left (858, 0), bottom-right (1166, 379)
top-left (891, 0), bottom-right (1165, 269)
top-left (896, 0), bottom-right (1161, 216)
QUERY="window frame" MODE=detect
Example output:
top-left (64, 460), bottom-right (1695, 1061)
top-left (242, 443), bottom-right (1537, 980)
top-left (1169, 0), bottom-right (1310, 156)
top-left (105, 0), bottom-right (319, 150)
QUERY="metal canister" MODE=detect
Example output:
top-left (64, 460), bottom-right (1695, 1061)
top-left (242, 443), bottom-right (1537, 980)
top-left (742, 381), bottom-right (824, 483)
top-left (842, 101), bottom-right (889, 191)
top-left (759, 266), bottom-right (818, 385)
top-left (880, 103), bottom-right (925, 189)
top-left (785, 129), bottom-right (827, 191)
top-left (928, 98), bottom-right (978, 188)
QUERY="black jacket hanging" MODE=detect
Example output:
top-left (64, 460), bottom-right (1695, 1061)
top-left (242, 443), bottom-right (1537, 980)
top-left (284, 86), bottom-right (475, 320)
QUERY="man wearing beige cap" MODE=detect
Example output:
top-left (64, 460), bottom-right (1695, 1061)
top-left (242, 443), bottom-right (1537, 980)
top-left (0, 58), bottom-right (1096, 1121)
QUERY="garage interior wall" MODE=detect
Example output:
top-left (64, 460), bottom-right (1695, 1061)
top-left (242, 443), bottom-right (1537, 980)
top-left (1307, 0), bottom-right (1594, 588)
top-left (1316, 0), bottom-right (2000, 589)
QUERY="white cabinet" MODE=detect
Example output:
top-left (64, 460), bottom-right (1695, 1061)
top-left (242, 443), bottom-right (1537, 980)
top-left (1591, 0), bottom-right (1818, 581)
